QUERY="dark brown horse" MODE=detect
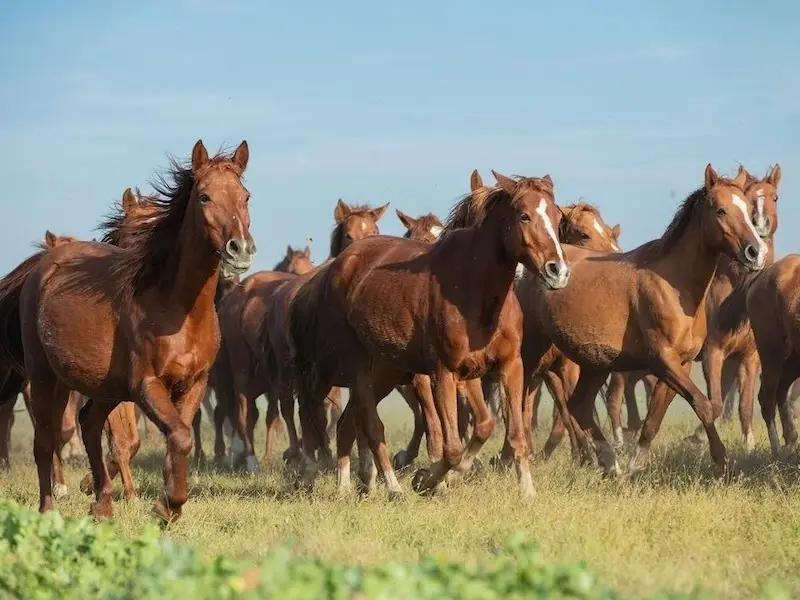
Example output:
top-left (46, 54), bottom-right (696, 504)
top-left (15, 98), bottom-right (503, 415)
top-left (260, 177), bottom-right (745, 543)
top-left (211, 243), bottom-right (314, 469)
top-left (718, 253), bottom-right (800, 456)
top-left (0, 140), bottom-right (254, 521)
top-left (288, 171), bottom-right (570, 498)
top-left (256, 200), bottom-right (390, 474)
top-left (526, 165), bottom-right (766, 478)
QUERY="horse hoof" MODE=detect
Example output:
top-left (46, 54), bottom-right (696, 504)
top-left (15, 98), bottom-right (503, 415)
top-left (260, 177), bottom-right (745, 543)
top-left (713, 463), bottom-right (729, 482)
top-left (53, 483), bottom-right (69, 500)
top-left (387, 488), bottom-right (405, 502)
top-left (411, 468), bottom-right (434, 494)
top-left (245, 455), bottom-right (259, 474)
top-left (79, 474), bottom-right (94, 496)
top-left (151, 501), bottom-right (181, 525)
top-left (489, 453), bottom-right (513, 471)
top-left (392, 450), bottom-right (414, 472)
top-left (90, 501), bottom-right (113, 521)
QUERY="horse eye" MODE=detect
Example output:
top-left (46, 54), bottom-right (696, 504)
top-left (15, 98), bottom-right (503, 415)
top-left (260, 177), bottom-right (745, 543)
top-left (520, 213), bottom-right (531, 223)
top-left (775, 195), bottom-right (779, 202)
top-left (716, 207), bottom-right (726, 216)
top-left (244, 193), bottom-right (251, 204)
top-left (199, 194), bottom-right (211, 205)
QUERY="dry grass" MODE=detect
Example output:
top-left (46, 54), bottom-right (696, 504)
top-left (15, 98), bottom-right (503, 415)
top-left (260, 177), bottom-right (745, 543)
top-left (2, 386), bottom-right (800, 599)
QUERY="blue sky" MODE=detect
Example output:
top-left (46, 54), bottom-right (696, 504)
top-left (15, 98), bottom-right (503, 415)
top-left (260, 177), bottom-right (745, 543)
top-left (0, 1), bottom-right (797, 274)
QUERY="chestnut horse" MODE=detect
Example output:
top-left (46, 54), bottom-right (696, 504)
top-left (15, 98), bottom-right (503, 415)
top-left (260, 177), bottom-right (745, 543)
top-left (288, 171), bottom-right (570, 498)
top-left (211, 243), bottom-right (314, 469)
top-left (0, 140), bottom-right (254, 521)
top-left (256, 200), bottom-right (389, 472)
top-left (718, 254), bottom-right (800, 456)
top-left (527, 165), bottom-right (766, 478)
top-left (684, 165), bottom-right (781, 451)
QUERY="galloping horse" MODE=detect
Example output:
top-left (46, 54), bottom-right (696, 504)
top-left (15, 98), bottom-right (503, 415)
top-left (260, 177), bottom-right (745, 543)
top-left (527, 165), bottom-right (766, 478)
top-left (243, 200), bottom-right (389, 470)
top-left (0, 140), bottom-right (254, 521)
top-left (287, 171), bottom-right (570, 498)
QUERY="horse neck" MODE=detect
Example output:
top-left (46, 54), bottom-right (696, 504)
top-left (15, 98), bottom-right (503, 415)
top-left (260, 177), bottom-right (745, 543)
top-left (652, 219), bottom-right (720, 313)
top-left (161, 216), bottom-right (221, 315)
top-left (449, 215), bottom-right (517, 326)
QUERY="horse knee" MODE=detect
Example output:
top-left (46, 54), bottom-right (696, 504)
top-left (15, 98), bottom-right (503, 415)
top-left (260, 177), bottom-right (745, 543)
top-left (442, 440), bottom-right (463, 467)
top-left (168, 427), bottom-right (193, 456)
top-left (473, 416), bottom-right (495, 441)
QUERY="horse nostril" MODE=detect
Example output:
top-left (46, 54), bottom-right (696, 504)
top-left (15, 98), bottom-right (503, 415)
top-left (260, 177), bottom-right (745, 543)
top-left (226, 238), bottom-right (241, 257)
top-left (744, 244), bottom-right (758, 263)
top-left (544, 261), bottom-right (560, 279)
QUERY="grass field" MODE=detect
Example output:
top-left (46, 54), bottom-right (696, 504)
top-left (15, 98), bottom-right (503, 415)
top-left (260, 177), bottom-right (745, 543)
top-left (2, 377), bottom-right (800, 599)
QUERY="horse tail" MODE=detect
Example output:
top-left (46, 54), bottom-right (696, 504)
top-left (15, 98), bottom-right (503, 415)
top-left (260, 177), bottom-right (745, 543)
top-left (0, 252), bottom-right (45, 378)
top-left (716, 270), bottom-right (762, 336)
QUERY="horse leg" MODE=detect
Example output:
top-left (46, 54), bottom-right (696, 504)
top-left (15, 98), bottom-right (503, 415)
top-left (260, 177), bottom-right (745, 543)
top-left (720, 357), bottom-right (738, 423)
top-left (606, 372), bottom-right (625, 447)
top-left (657, 355), bottom-right (728, 477)
top-left (443, 376), bottom-right (494, 486)
top-left (393, 382), bottom-right (426, 471)
top-left (522, 378), bottom-right (541, 456)
top-left (737, 353), bottom-right (759, 452)
top-left (0, 399), bottom-right (14, 470)
top-left (624, 373), bottom-right (644, 430)
top-left (456, 385), bottom-right (471, 444)
top-left (135, 377), bottom-right (205, 523)
top-left (530, 380), bottom-right (542, 433)
top-left (231, 367), bottom-right (258, 472)
top-left (86, 401), bottom-right (140, 502)
top-left (325, 386), bottom-right (343, 439)
top-left (628, 379), bottom-right (677, 479)
top-left (79, 399), bottom-right (117, 519)
top-left (758, 358), bottom-right (797, 457)
top-left (213, 402), bottom-right (228, 460)
top-left (295, 377), bottom-right (333, 491)
top-left (779, 382), bottom-right (799, 448)
top-left (567, 368), bottom-right (618, 476)
top-left (192, 387), bottom-right (210, 462)
top-left (263, 393), bottom-right (281, 460)
top-left (541, 375), bottom-right (567, 459)
top-left (279, 385), bottom-right (301, 464)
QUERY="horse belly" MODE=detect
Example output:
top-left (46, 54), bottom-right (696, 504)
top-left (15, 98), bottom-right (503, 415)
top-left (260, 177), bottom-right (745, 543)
top-left (36, 289), bottom-right (124, 398)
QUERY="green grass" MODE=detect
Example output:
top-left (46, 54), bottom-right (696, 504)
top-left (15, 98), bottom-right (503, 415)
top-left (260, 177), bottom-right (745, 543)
top-left (2, 386), bottom-right (800, 599)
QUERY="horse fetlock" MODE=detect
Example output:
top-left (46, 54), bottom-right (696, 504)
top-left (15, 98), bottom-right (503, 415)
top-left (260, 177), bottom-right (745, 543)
top-left (744, 430), bottom-right (755, 453)
top-left (392, 449), bottom-right (415, 471)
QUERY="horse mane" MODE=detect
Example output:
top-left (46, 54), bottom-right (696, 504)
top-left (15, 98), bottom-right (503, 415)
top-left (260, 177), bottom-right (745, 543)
top-left (558, 202), bottom-right (602, 244)
top-left (638, 181), bottom-right (735, 263)
top-left (102, 149), bottom-right (243, 298)
top-left (403, 213), bottom-right (442, 239)
top-left (273, 254), bottom-right (293, 272)
top-left (443, 176), bottom-right (552, 233)
top-left (329, 204), bottom-right (375, 257)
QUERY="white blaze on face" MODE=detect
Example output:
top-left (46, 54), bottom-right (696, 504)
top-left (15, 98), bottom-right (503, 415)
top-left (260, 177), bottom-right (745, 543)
top-left (360, 220), bottom-right (367, 233)
top-left (430, 225), bottom-right (443, 239)
top-left (753, 188), bottom-right (768, 235)
top-left (592, 217), bottom-right (621, 251)
top-left (515, 263), bottom-right (525, 280)
top-left (592, 218), bottom-right (604, 235)
top-left (536, 198), bottom-right (565, 264)
top-left (731, 194), bottom-right (767, 267)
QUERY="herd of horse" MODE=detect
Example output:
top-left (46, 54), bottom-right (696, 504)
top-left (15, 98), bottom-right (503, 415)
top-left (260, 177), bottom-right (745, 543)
top-left (0, 139), bottom-right (797, 523)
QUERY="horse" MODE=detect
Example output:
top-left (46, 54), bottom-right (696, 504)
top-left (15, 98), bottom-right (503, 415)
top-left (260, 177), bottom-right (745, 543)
top-left (717, 253), bottom-right (800, 456)
top-left (0, 140), bottom-right (254, 521)
top-left (210, 243), bottom-right (314, 469)
top-left (500, 197), bottom-right (623, 463)
top-left (683, 165), bottom-right (781, 451)
top-left (287, 170), bottom-right (570, 498)
top-left (525, 165), bottom-right (766, 478)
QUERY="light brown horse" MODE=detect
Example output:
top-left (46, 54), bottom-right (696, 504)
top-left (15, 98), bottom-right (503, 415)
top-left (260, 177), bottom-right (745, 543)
top-left (211, 243), bottom-right (314, 469)
top-left (256, 200), bottom-right (389, 473)
top-left (686, 165), bottom-right (781, 451)
top-left (526, 165), bottom-right (766, 478)
top-left (0, 140), bottom-right (254, 521)
top-left (718, 254), bottom-right (800, 456)
top-left (288, 171), bottom-right (570, 498)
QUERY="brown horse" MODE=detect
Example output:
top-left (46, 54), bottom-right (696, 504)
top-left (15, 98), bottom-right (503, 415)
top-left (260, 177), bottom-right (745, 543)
top-left (685, 165), bottom-right (781, 451)
top-left (503, 199), bottom-right (623, 463)
top-left (526, 165), bottom-right (766, 478)
top-left (256, 200), bottom-right (390, 473)
top-left (211, 243), bottom-right (314, 469)
top-left (288, 171), bottom-right (570, 498)
top-left (0, 140), bottom-right (254, 521)
top-left (718, 253), bottom-right (800, 456)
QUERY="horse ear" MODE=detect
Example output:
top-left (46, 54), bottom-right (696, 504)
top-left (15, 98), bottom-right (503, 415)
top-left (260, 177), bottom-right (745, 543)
top-left (191, 139), bottom-right (209, 173)
top-left (303, 245), bottom-right (311, 258)
top-left (611, 224), bottom-right (621, 239)
top-left (766, 163), bottom-right (782, 187)
top-left (541, 174), bottom-right (554, 187)
top-left (732, 166), bottom-right (748, 189)
top-left (396, 209), bottom-right (415, 230)
top-left (286, 244), bottom-right (294, 256)
top-left (44, 230), bottom-right (57, 248)
top-left (232, 140), bottom-right (249, 173)
top-left (470, 169), bottom-right (484, 192)
top-left (704, 164), bottom-right (719, 189)
top-left (121, 187), bottom-right (136, 215)
top-left (370, 202), bottom-right (390, 222)
top-left (334, 199), bottom-right (351, 224)
top-left (492, 170), bottom-right (517, 196)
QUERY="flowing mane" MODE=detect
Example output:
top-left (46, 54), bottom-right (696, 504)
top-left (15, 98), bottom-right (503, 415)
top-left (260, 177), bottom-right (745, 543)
top-left (443, 176), bottom-right (553, 233)
top-left (101, 150), bottom-right (243, 298)
top-left (330, 204), bottom-right (376, 257)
